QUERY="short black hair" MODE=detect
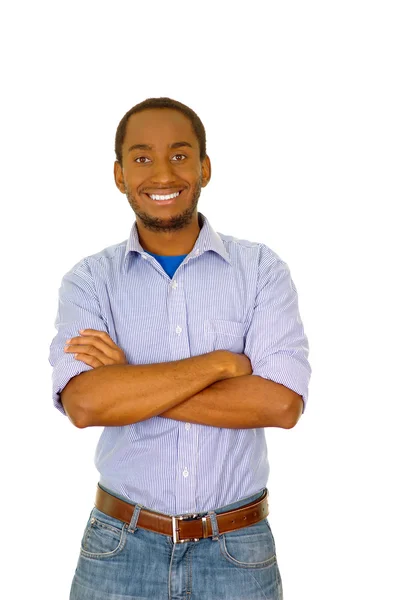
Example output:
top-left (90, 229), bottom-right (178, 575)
top-left (114, 97), bottom-right (207, 167)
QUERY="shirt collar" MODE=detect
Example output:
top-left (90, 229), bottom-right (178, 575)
top-left (123, 211), bottom-right (231, 273)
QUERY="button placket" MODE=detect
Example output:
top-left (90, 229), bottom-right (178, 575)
top-left (175, 420), bottom-right (197, 513)
top-left (167, 266), bottom-right (196, 512)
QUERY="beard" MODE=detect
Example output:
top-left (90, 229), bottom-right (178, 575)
top-left (125, 175), bottom-right (203, 233)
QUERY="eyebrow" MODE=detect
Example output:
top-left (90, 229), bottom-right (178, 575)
top-left (127, 141), bottom-right (193, 153)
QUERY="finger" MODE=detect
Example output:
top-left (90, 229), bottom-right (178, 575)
top-left (65, 337), bottom-right (121, 361)
top-left (73, 353), bottom-right (104, 368)
top-left (77, 330), bottom-right (121, 355)
top-left (78, 329), bottom-right (120, 350)
top-left (65, 344), bottom-right (116, 366)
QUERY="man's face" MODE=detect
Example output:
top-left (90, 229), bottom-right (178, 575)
top-left (114, 108), bottom-right (211, 233)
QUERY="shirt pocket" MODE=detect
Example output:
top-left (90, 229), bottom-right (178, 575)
top-left (204, 319), bottom-right (246, 354)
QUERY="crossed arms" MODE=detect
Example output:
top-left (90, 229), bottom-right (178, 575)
top-left (60, 329), bottom-right (303, 430)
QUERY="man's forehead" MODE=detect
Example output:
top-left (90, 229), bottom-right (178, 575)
top-left (125, 109), bottom-right (197, 145)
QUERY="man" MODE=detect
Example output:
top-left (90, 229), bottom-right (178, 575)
top-left (49, 97), bottom-right (311, 599)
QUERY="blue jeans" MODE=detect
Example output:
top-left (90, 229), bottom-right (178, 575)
top-left (70, 484), bottom-right (283, 599)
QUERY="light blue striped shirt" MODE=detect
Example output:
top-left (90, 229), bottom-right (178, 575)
top-left (49, 211), bottom-right (311, 515)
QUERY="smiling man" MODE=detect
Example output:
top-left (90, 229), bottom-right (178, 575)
top-left (49, 97), bottom-right (311, 599)
top-left (117, 108), bottom-right (209, 256)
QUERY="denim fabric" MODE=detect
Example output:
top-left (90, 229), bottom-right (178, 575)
top-left (69, 485), bottom-right (283, 599)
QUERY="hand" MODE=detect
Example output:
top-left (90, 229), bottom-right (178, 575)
top-left (215, 350), bottom-right (253, 379)
top-left (64, 329), bottom-right (128, 368)
top-left (233, 352), bottom-right (253, 377)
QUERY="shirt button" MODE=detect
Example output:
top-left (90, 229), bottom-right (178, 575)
top-left (183, 468), bottom-right (189, 478)
top-left (171, 281), bottom-right (178, 289)
top-left (195, 249), bottom-right (200, 255)
top-left (142, 254), bottom-right (148, 260)
top-left (185, 423), bottom-right (191, 431)
top-left (176, 326), bottom-right (182, 334)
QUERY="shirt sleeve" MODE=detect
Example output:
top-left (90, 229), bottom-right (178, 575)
top-left (244, 250), bottom-right (312, 413)
top-left (48, 259), bottom-right (108, 416)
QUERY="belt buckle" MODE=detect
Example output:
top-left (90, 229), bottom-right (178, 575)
top-left (172, 513), bottom-right (201, 544)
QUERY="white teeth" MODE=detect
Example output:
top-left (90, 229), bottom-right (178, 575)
top-left (149, 191), bottom-right (180, 201)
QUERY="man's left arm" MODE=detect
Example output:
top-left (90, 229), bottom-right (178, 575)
top-left (160, 254), bottom-right (311, 429)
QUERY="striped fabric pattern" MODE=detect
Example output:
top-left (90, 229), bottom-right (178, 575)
top-left (49, 211), bottom-right (311, 515)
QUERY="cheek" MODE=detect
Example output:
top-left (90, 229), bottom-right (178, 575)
top-left (124, 180), bottom-right (140, 197)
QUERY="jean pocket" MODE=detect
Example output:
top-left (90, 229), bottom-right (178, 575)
top-left (80, 508), bottom-right (128, 559)
top-left (219, 518), bottom-right (277, 569)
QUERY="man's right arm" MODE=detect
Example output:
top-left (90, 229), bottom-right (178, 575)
top-left (61, 351), bottom-right (235, 428)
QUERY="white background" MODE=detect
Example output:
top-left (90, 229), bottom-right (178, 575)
top-left (1, 1), bottom-right (396, 598)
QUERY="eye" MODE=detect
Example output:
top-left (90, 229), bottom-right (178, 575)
top-left (172, 154), bottom-right (187, 161)
top-left (134, 156), bottom-right (151, 164)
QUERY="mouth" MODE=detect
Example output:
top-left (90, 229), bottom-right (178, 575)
top-left (144, 189), bottom-right (185, 205)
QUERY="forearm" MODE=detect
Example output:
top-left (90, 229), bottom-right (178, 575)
top-left (62, 351), bottom-right (231, 428)
top-left (159, 375), bottom-right (296, 429)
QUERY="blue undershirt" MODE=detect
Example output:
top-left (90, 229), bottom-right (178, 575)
top-left (145, 251), bottom-right (187, 279)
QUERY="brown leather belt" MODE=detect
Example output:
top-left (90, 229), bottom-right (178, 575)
top-left (95, 485), bottom-right (269, 544)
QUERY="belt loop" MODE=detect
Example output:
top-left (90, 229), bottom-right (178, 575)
top-left (207, 511), bottom-right (219, 541)
top-left (128, 504), bottom-right (143, 534)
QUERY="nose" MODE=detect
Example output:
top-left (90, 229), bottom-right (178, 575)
top-left (151, 157), bottom-right (177, 184)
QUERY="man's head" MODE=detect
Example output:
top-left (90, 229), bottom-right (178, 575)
top-left (114, 97), bottom-right (211, 234)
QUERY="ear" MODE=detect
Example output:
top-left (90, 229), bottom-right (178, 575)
top-left (114, 161), bottom-right (126, 193)
top-left (201, 155), bottom-right (211, 187)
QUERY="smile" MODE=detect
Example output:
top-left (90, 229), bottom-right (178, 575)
top-left (148, 191), bottom-right (181, 201)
